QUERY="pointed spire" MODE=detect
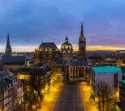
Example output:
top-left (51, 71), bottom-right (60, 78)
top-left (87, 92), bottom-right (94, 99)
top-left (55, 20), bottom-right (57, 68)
top-left (5, 33), bottom-right (12, 55)
top-left (80, 23), bottom-right (84, 37)
top-left (79, 23), bottom-right (86, 59)
top-left (79, 23), bottom-right (85, 41)
top-left (7, 33), bottom-right (10, 47)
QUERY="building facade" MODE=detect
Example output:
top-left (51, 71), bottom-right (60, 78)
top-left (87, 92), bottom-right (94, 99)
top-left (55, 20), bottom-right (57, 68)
top-left (16, 63), bottom-right (51, 84)
top-left (2, 56), bottom-right (26, 70)
top-left (68, 64), bottom-right (89, 81)
top-left (0, 71), bottom-right (23, 111)
top-left (34, 42), bottom-right (61, 64)
top-left (91, 66), bottom-right (122, 91)
top-left (63, 58), bottom-right (88, 82)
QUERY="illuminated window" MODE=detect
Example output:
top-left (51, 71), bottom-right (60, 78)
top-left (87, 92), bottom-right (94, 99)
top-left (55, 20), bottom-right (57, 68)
top-left (69, 45), bottom-right (71, 49)
top-left (65, 45), bottom-right (68, 49)
top-left (49, 48), bottom-right (52, 51)
top-left (68, 51), bottom-right (70, 53)
top-left (62, 45), bottom-right (64, 49)
top-left (39, 48), bottom-right (42, 51)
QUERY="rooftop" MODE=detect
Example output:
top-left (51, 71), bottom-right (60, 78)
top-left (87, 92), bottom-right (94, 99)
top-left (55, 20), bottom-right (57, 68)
top-left (0, 71), bottom-right (9, 79)
top-left (0, 71), bottom-right (16, 91)
top-left (122, 80), bottom-right (125, 85)
top-left (92, 66), bottom-right (121, 73)
top-left (17, 64), bottom-right (51, 76)
top-left (2, 55), bottom-right (25, 65)
top-left (39, 42), bottom-right (58, 49)
top-left (71, 59), bottom-right (88, 66)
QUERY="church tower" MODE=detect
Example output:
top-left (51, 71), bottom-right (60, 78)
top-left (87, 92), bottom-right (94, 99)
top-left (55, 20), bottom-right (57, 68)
top-left (79, 23), bottom-right (86, 60)
top-left (5, 33), bottom-right (12, 56)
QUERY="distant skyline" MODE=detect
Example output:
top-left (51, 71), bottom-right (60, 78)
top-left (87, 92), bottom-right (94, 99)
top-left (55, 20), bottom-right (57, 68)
top-left (0, 0), bottom-right (125, 52)
top-left (0, 45), bottom-right (125, 52)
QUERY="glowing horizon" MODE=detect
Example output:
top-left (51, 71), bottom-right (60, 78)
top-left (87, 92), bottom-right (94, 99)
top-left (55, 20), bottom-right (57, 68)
top-left (0, 45), bottom-right (125, 52)
top-left (66, 45), bottom-right (125, 51)
top-left (0, 0), bottom-right (125, 48)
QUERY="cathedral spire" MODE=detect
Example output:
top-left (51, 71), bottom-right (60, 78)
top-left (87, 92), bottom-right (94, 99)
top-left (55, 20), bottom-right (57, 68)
top-left (7, 33), bottom-right (10, 47)
top-left (79, 23), bottom-right (86, 60)
top-left (79, 23), bottom-right (85, 41)
top-left (80, 23), bottom-right (84, 37)
top-left (5, 33), bottom-right (12, 55)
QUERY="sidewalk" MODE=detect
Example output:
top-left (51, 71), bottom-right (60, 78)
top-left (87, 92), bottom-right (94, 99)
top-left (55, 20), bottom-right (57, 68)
top-left (79, 82), bottom-right (99, 111)
top-left (38, 81), bottom-right (63, 111)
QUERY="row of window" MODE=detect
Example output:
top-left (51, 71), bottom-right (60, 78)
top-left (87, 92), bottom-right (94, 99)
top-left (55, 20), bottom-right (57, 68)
top-left (39, 48), bottom-right (58, 51)
top-left (62, 50), bottom-right (72, 54)
top-left (4, 79), bottom-right (17, 91)
top-left (61, 45), bottom-right (72, 49)
top-left (70, 76), bottom-right (79, 78)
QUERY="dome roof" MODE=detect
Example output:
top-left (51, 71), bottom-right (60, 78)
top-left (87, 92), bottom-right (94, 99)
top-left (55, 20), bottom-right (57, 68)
top-left (61, 37), bottom-right (73, 54)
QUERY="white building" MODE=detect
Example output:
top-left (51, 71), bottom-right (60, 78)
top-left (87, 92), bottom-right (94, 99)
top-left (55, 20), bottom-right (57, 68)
top-left (64, 59), bottom-right (89, 82)
top-left (91, 66), bottom-right (122, 89)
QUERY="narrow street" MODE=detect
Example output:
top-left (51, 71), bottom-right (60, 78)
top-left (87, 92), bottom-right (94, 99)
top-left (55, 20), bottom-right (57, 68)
top-left (52, 83), bottom-right (85, 111)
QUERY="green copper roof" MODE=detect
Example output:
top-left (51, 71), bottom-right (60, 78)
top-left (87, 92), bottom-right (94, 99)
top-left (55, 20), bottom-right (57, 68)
top-left (122, 80), bottom-right (125, 85)
top-left (92, 66), bottom-right (121, 73)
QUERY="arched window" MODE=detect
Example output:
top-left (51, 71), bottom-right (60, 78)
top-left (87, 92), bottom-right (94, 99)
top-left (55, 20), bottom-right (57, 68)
top-left (62, 45), bottom-right (64, 49)
top-left (49, 48), bottom-right (52, 51)
top-left (69, 45), bottom-right (71, 49)
top-left (65, 45), bottom-right (68, 49)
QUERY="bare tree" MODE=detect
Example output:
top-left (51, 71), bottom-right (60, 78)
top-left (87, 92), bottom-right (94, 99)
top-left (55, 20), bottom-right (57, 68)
top-left (93, 80), bottom-right (115, 111)
top-left (11, 85), bottom-right (18, 111)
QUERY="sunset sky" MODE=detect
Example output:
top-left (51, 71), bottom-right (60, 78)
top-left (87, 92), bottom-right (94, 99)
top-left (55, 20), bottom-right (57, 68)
top-left (0, 0), bottom-right (125, 52)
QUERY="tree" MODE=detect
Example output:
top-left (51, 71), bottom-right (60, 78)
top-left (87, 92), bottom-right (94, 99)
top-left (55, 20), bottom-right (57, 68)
top-left (11, 85), bottom-right (18, 111)
top-left (93, 80), bottom-right (115, 111)
top-left (28, 74), bottom-right (45, 109)
top-left (23, 80), bottom-right (28, 111)
top-left (27, 75), bottom-right (38, 110)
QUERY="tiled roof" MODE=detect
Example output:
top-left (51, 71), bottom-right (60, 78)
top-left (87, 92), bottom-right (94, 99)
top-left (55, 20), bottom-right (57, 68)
top-left (0, 71), bottom-right (9, 78)
top-left (0, 71), bottom-right (15, 92)
top-left (39, 42), bottom-right (58, 49)
top-left (17, 64), bottom-right (51, 75)
top-left (79, 59), bottom-right (88, 66)
top-left (2, 55), bottom-right (25, 65)
top-left (71, 59), bottom-right (88, 66)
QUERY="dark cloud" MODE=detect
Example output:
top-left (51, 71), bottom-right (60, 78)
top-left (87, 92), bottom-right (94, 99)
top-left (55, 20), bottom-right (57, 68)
top-left (0, 0), bottom-right (125, 48)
